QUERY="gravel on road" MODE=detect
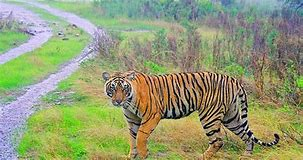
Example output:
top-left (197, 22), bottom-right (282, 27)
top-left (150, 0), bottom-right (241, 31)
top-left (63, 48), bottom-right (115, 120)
top-left (0, 2), bottom-right (52, 65)
top-left (0, 1), bottom-right (97, 159)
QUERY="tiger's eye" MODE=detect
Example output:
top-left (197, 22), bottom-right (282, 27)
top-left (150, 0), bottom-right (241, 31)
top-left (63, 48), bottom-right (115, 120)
top-left (110, 83), bottom-right (115, 89)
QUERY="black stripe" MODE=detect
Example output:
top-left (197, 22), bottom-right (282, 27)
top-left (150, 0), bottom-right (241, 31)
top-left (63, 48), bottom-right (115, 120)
top-left (172, 105), bottom-right (176, 118)
top-left (241, 114), bottom-right (247, 119)
top-left (209, 138), bottom-right (222, 144)
top-left (164, 75), bottom-right (171, 110)
top-left (127, 120), bottom-right (141, 126)
top-left (142, 104), bottom-right (149, 117)
top-left (247, 130), bottom-right (253, 138)
top-left (191, 73), bottom-right (204, 92)
top-left (141, 113), bottom-right (154, 125)
top-left (235, 128), bottom-right (245, 135)
top-left (138, 129), bottom-right (149, 135)
top-left (198, 73), bottom-right (208, 91)
top-left (241, 107), bottom-right (248, 112)
top-left (205, 106), bottom-right (222, 122)
top-left (223, 111), bottom-right (238, 124)
top-left (199, 105), bottom-right (214, 122)
top-left (203, 118), bottom-right (221, 129)
top-left (206, 128), bottom-right (221, 137)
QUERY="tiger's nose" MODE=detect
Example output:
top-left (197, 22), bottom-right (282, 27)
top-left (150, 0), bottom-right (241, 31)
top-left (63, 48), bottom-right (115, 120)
top-left (116, 99), bottom-right (122, 105)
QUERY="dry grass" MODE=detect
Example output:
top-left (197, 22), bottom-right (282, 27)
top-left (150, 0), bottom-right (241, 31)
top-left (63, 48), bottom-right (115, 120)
top-left (17, 59), bottom-right (303, 160)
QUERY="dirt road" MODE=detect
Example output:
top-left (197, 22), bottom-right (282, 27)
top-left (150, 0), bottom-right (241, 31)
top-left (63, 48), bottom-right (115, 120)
top-left (0, 1), bottom-right (97, 159)
top-left (0, 2), bottom-right (52, 65)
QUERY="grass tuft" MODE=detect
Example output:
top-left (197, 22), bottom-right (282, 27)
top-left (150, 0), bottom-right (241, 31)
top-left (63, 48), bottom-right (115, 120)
top-left (0, 30), bottom-right (29, 54)
top-left (18, 60), bottom-right (303, 159)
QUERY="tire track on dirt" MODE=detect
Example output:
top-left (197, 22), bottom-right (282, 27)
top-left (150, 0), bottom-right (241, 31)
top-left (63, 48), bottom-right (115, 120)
top-left (26, 1), bottom-right (96, 35)
top-left (0, 2), bottom-right (52, 65)
top-left (0, 1), bottom-right (97, 159)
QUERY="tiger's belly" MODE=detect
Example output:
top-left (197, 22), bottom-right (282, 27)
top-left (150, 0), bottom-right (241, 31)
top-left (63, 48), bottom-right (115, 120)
top-left (162, 104), bottom-right (196, 119)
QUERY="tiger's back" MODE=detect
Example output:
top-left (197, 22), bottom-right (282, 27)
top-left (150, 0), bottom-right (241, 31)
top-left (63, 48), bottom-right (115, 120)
top-left (131, 72), bottom-right (242, 120)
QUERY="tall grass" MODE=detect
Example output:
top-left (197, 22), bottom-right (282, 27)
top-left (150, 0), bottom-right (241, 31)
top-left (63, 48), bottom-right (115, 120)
top-left (18, 59), bottom-right (303, 159)
top-left (0, 26), bottom-right (88, 94)
top-left (0, 2), bottom-right (89, 100)
top-left (41, 1), bottom-right (182, 31)
top-left (16, 0), bottom-right (303, 159)
top-left (0, 30), bottom-right (29, 54)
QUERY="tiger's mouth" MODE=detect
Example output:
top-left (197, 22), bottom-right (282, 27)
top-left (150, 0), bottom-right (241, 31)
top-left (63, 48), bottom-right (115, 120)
top-left (112, 100), bottom-right (124, 107)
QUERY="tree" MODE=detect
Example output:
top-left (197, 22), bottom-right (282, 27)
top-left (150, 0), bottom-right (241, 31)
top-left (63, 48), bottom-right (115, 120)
top-left (220, 0), bottom-right (234, 7)
top-left (282, 0), bottom-right (303, 11)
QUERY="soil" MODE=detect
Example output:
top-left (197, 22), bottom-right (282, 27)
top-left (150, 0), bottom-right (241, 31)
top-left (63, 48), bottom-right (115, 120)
top-left (0, 1), bottom-right (97, 159)
top-left (0, 2), bottom-right (52, 65)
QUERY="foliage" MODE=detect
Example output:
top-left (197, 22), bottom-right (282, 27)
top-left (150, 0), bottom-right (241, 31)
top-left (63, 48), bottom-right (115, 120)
top-left (0, 30), bottom-right (29, 54)
top-left (223, 63), bottom-right (245, 78)
top-left (143, 60), bottom-right (167, 74)
top-left (0, 11), bottom-right (21, 30)
top-left (92, 0), bottom-right (218, 21)
top-left (281, 0), bottom-right (303, 12)
top-left (14, 1), bottom-right (303, 159)
top-left (297, 76), bottom-right (303, 88)
top-left (0, 11), bottom-right (29, 54)
top-left (0, 24), bottom-right (89, 96)
top-left (18, 59), bottom-right (303, 159)
top-left (205, 6), bottom-right (302, 104)
top-left (43, 0), bottom-right (302, 105)
top-left (152, 29), bottom-right (169, 62)
top-left (41, 1), bottom-right (166, 31)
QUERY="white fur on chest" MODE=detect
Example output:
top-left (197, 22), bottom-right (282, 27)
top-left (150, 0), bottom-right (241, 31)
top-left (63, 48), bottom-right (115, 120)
top-left (122, 102), bottom-right (142, 119)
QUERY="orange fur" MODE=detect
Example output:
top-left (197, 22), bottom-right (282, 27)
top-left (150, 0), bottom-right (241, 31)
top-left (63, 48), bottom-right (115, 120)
top-left (103, 71), bottom-right (279, 159)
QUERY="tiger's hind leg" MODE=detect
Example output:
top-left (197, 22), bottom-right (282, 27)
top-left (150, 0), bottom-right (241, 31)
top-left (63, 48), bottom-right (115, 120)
top-left (223, 102), bottom-right (254, 157)
top-left (198, 109), bottom-right (224, 160)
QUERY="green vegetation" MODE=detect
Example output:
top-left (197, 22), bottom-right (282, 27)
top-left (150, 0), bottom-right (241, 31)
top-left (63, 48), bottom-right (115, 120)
top-left (0, 4), bottom-right (89, 101)
top-left (0, 7), bottom-right (30, 55)
top-left (7, 1), bottom-right (64, 22)
top-left (18, 59), bottom-right (303, 159)
top-left (0, 30), bottom-right (29, 54)
top-left (92, 0), bottom-right (217, 21)
top-left (16, 0), bottom-right (303, 159)
top-left (144, 60), bottom-right (167, 74)
top-left (41, 1), bottom-right (171, 31)
top-left (0, 30), bottom-right (87, 92)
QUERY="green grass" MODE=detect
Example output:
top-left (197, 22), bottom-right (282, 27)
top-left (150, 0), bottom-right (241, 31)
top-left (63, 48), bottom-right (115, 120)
top-left (40, 0), bottom-right (180, 32)
top-left (24, 5), bottom-right (63, 22)
top-left (18, 59), bottom-right (303, 159)
top-left (0, 27), bottom-right (88, 93)
top-left (14, 1), bottom-right (302, 159)
top-left (0, 30), bottom-right (29, 54)
top-left (7, 1), bottom-right (64, 22)
top-left (0, 4), bottom-right (89, 99)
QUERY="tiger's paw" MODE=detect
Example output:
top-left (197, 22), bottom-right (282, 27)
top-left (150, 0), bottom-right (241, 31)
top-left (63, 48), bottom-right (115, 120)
top-left (198, 154), bottom-right (207, 160)
top-left (127, 150), bottom-right (138, 159)
top-left (137, 149), bottom-right (149, 159)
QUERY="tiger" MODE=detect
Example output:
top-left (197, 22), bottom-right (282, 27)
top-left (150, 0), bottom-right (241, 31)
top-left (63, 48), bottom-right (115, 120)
top-left (102, 70), bottom-right (279, 159)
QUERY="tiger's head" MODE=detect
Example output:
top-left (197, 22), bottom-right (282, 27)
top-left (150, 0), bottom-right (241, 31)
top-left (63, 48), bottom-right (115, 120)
top-left (102, 71), bottom-right (136, 107)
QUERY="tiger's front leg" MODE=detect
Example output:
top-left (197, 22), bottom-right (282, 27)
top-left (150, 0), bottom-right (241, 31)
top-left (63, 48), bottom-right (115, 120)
top-left (136, 113), bottom-right (161, 159)
top-left (123, 108), bottom-right (141, 159)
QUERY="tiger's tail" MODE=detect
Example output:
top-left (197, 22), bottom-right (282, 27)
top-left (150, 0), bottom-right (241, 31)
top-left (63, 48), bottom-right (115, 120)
top-left (238, 86), bottom-right (280, 147)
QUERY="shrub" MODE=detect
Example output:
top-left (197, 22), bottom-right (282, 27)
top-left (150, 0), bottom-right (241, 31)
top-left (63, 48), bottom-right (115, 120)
top-left (143, 60), bottom-right (167, 74)
top-left (223, 63), bottom-right (244, 78)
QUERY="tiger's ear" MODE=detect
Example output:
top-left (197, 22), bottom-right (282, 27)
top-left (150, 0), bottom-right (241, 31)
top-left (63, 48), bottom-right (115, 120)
top-left (127, 71), bottom-right (136, 81)
top-left (102, 72), bottom-right (110, 81)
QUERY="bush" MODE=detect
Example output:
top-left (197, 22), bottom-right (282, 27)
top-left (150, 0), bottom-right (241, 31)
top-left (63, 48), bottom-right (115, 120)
top-left (297, 76), bottom-right (303, 89)
top-left (223, 63), bottom-right (244, 78)
top-left (143, 60), bottom-right (167, 74)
